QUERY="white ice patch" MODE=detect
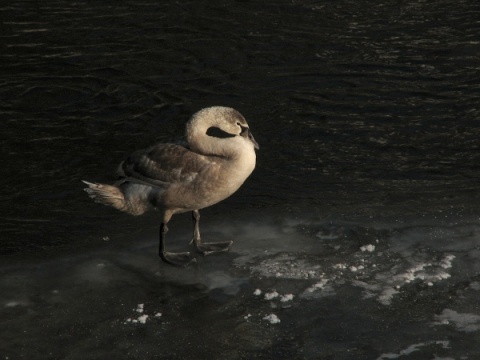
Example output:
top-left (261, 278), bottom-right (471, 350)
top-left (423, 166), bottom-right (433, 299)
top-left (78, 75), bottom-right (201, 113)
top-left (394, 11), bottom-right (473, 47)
top-left (280, 294), bottom-right (294, 302)
top-left (360, 244), bottom-right (375, 252)
top-left (304, 279), bottom-right (329, 293)
top-left (264, 291), bottom-right (279, 300)
top-left (397, 255), bottom-right (454, 284)
top-left (245, 226), bottom-right (457, 307)
top-left (433, 309), bottom-right (480, 332)
top-left (377, 287), bottom-right (400, 306)
top-left (354, 254), bottom-right (455, 305)
top-left (263, 313), bottom-right (280, 324)
top-left (5, 300), bottom-right (29, 308)
top-left (124, 303), bottom-right (161, 325)
top-left (253, 289), bottom-right (262, 296)
top-left (137, 314), bottom-right (148, 324)
top-left (251, 254), bottom-right (322, 280)
top-left (300, 278), bottom-right (335, 300)
top-left (439, 255), bottom-right (455, 269)
top-left (376, 340), bottom-right (450, 360)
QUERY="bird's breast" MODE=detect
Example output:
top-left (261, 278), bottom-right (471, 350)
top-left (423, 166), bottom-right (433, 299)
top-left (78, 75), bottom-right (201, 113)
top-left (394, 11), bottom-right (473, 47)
top-left (164, 149), bottom-right (256, 212)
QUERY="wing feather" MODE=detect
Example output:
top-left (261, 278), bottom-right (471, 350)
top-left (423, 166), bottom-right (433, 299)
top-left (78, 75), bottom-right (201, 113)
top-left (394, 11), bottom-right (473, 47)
top-left (118, 143), bottom-right (212, 188)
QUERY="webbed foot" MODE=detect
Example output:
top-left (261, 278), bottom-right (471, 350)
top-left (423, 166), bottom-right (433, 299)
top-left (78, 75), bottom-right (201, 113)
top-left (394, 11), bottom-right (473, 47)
top-left (160, 251), bottom-right (197, 267)
top-left (195, 240), bottom-right (233, 256)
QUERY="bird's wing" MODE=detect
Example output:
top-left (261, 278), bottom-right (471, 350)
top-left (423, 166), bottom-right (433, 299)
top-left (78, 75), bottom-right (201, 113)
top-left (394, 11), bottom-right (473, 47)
top-left (118, 143), bottom-right (212, 188)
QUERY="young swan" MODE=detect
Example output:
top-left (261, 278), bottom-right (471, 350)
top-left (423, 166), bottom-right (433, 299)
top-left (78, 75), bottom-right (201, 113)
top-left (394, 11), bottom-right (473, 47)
top-left (83, 106), bottom-right (259, 266)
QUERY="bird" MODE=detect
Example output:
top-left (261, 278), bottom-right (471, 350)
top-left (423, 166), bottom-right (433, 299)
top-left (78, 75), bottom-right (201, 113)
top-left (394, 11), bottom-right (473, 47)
top-left (82, 106), bottom-right (259, 266)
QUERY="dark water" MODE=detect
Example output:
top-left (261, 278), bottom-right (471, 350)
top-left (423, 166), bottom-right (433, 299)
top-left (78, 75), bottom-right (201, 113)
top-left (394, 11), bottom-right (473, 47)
top-left (2, 0), bottom-right (480, 359)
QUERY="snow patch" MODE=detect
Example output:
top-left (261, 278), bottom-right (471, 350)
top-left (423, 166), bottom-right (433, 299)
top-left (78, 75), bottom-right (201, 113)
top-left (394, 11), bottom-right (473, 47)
top-left (280, 294), bottom-right (294, 302)
top-left (360, 244), bottom-right (375, 252)
top-left (264, 291), bottom-right (279, 300)
top-left (304, 279), bottom-right (329, 293)
top-left (124, 303), bottom-right (161, 325)
top-left (263, 313), bottom-right (281, 324)
top-left (137, 314), bottom-right (148, 324)
top-left (250, 254), bottom-right (322, 279)
top-left (353, 254), bottom-right (455, 305)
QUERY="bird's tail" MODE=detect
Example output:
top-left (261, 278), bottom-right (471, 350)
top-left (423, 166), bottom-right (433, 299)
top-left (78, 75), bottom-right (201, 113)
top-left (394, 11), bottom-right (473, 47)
top-left (82, 180), bottom-right (126, 211)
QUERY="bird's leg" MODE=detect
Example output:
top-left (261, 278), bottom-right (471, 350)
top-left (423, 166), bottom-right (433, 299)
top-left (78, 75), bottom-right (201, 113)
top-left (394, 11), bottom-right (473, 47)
top-left (159, 222), bottom-right (195, 267)
top-left (191, 210), bottom-right (233, 255)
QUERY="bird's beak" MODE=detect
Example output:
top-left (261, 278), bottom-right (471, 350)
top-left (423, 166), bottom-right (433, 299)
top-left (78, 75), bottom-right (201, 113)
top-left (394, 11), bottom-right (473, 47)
top-left (241, 128), bottom-right (259, 150)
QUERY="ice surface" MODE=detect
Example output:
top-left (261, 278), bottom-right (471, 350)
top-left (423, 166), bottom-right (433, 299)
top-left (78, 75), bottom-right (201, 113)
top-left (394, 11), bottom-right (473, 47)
top-left (360, 244), bottom-right (375, 252)
top-left (264, 291), bottom-right (279, 300)
top-left (263, 314), bottom-right (280, 324)
top-left (470, 281), bottom-right (480, 290)
top-left (137, 314), bottom-right (148, 324)
top-left (433, 309), bottom-right (480, 333)
top-left (304, 279), bottom-right (329, 293)
top-left (123, 303), bottom-right (161, 325)
top-left (350, 253), bottom-right (456, 305)
top-left (376, 341), bottom-right (450, 360)
top-left (247, 234), bottom-right (456, 305)
top-left (250, 254), bottom-right (322, 279)
top-left (2, 215), bottom-right (479, 359)
top-left (280, 294), bottom-right (294, 302)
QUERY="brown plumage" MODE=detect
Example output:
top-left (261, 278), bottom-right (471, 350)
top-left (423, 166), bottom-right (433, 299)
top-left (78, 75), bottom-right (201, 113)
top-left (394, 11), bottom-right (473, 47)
top-left (83, 106), bottom-right (259, 266)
